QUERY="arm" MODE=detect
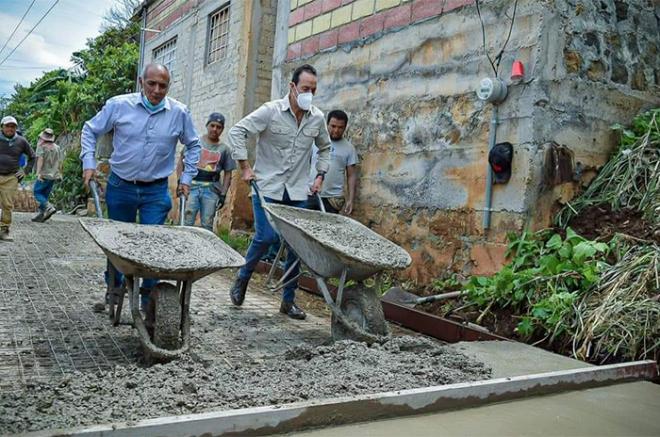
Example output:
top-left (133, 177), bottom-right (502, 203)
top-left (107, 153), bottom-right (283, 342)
top-left (23, 140), bottom-right (37, 175)
top-left (35, 156), bottom-right (44, 180)
top-left (222, 171), bottom-right (232, 195)
top-left (228, 104), bottom-right (273, 182)
top-left (344, 164), bottom-right (358, 215)
top-left (179, 108), bottom-right (201, 191)
top-left (176, 152), bottom-right (185, 179)
top-left (80, 100), bottom-right (116, 186)
top-left (311, 122), bottom-right (331, 193)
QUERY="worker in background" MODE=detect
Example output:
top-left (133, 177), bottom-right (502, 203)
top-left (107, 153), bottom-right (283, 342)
top-left (308, 110), bottom-right (359, 215)
top-left (32, 128), bottom-right (63, 223)
top-left (81, 63), bottom-right (201, 310)
top-left (228, 64), bottom-right (331, 320)
top-left (0, 116), bottom-right (35, 241)
top-left (177, 112), bottom-right (235, 232)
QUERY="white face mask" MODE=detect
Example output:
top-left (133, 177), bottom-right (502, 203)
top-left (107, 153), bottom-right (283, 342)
top-left (294, 86), bottom-right (313, 111)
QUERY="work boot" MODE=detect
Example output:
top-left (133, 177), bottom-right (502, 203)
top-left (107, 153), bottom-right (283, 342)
top-left (42, 204), bottom-right (57, 222)
top-left (0, 229), bottom-right (13, 242)
top-left (31, 210), bottom-right (45, 222)
top-left (229, 277), bottom-right (249, 306)
top-left (280, 301), bottom-right (306, 320)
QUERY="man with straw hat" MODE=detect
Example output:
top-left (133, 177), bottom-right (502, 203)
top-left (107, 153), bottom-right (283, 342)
top-left (32, 128), bottom-right (63, 223)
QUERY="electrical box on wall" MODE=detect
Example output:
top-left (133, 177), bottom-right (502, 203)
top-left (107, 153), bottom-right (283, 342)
top-left (477, 77), bottom-right (508, 103)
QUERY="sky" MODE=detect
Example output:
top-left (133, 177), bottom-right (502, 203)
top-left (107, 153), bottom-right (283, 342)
top-left (0, 0), bottom-right (117, 98)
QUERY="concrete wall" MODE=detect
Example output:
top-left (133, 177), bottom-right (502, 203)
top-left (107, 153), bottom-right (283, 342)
top-left (274, 0), bottom-right (659, 283)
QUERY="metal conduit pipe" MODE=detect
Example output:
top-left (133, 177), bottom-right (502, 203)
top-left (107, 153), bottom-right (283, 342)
top-left (482, 104), bottom-right (499, 230)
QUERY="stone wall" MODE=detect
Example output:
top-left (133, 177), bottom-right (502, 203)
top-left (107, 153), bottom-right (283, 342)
top-left (274, 0), bottom-right (659, 283)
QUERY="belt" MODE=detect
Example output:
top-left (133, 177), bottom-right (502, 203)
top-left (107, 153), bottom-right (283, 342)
top-left (117, 175), bottom-right (167, 186)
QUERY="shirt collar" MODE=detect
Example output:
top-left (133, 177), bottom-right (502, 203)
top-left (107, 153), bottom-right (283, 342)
top-left (135, 93), bottom-right (171, 112)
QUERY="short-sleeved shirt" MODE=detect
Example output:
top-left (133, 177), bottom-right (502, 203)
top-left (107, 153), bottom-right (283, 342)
top-left (188, 140), bottom-right (236, 187)
top-left (309, 138), bottom-right (359, 198)
top-left (36, 142), bottom-right (63, 180)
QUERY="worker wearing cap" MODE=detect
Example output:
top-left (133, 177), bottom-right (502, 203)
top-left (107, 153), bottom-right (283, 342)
top-left (177, 112), bottom-right (236, 232)
top-left (32, 128), bottom-right (63, 223)
top-left (227, 64), bottom-right (331, 320)
top-left (0, 116), bottom-right (36, 241)
top-left (80, 63), bottom-right (201, 309)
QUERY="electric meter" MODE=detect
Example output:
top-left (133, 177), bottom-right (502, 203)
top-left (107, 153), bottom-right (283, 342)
top-left (476, 77), bottom-right (507, 103)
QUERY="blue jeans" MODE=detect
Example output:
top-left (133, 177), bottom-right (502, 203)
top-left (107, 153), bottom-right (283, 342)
top-left (104, 172), bottom-right (172, 289)
top-left (184, 184), bottom-right (218, 232)
top-left (33, 179), bottom-right (55, 211)
top-left (239, 190), bottom-right (308, 303)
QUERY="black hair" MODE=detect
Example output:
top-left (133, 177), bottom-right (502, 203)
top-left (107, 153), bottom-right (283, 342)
top-left (327, 110), bottom-right (348, 124)
top-left (291, 64), bottom-right (317, 84)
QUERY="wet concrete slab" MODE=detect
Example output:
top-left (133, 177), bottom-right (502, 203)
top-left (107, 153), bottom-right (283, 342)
top-left (287, 380), bottom-right (660, 437)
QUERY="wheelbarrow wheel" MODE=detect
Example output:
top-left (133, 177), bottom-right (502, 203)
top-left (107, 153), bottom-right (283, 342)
top-left (151, 282), bottom-right (181, 351)
top-left (331, 284), bottom-right (390, 344)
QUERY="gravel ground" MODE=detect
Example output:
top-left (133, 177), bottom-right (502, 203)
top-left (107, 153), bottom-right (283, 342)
top-left (0, 213), bottom-right (490, 435)
top-left (268, 205), bottom-right (411, 269)
top-left (0, 336), bottom-right (490, 434)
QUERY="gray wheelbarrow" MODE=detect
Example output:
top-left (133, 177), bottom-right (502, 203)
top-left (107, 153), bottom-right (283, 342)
top-left (252, 181), bottom-right (411, 343)
top-left (81, 181), bottom-right (245, 360)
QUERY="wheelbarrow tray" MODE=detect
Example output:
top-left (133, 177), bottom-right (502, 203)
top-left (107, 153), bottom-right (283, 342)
top-left (80, 218), bottom-right (245, 282)
top-left (265, 204), bottom-right (411, 281)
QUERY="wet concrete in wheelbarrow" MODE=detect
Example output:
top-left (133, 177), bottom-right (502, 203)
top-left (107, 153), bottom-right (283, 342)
top-left (0, 214), bottom-right (490, 434)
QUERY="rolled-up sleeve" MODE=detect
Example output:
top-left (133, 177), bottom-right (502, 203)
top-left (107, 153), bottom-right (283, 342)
top-left (314, 122), bottom-right (331, 174)
top-left (81, 100), bottom-right (116, 170)
top-left (179, 108), bottom-right (201, 186)
top-left (228, 104), bottom-right (273, 161)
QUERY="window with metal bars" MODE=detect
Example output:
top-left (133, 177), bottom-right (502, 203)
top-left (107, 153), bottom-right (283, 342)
top-left (207, 4), bottom-right (230, 65)
top-left (152, 37), bottom-right (177, 77)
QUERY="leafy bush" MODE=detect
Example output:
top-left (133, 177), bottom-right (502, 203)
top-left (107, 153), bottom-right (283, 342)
top-left (50, 147), bottom-right (86, 212)
top-left (466, 229), bottom-right (611, 342)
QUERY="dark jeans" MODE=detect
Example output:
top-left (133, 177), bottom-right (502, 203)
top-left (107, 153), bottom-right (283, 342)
top-left (104, 172), bottom-right (172, 289)
top-left (33, 179), bottom-right (55, 211)
top-left (238, 190), bottom-right (307, 303)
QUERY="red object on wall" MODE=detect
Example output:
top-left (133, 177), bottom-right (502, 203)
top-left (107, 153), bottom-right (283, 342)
top-left (511, 60), bottom-right (525, 81)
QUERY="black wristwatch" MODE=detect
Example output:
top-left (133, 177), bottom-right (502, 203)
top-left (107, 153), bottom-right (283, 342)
top-left (315, 172), bottom-right (326, 181)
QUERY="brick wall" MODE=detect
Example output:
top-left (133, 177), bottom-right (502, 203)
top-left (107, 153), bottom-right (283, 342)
top-left (287, 0), bottom-right (473, 60)
top-left (12, 186), bottom-right (37, 213)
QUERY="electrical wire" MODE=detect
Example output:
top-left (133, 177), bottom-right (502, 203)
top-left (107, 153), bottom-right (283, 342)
top-left (0, 0), bottom-right (38, 59)
top-left (0, 0), bottom-right (61, 68)
top-left (475, 0), bottom-right (519, 78)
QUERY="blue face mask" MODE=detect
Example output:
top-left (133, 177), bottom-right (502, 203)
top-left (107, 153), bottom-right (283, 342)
top-left (141, 94), bottom-right (165, 112)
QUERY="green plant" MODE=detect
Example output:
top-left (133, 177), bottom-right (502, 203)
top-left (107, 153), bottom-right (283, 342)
top-left (465, 228), bottom-right (611, 342)
top-left (218, 229), bottom-right (251, 255)
top-left (50, 147), bottom-right (86, 212)
top-left (556, 108), bottom-right (660, 227)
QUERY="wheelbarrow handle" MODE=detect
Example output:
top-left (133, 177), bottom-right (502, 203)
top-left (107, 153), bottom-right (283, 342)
top-left (178, 194), bottom-right (186, 226)
top-left (316, 192), bottom-right (326, 213)
top-left (250, 179), bottom-right (267, 208)
top-left (89, 180), bottom-right (103, 219)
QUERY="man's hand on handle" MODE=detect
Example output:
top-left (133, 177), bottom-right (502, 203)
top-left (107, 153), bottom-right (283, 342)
top-left (310, 175), bottom-right (323, 194)
top-left (241, 167), bottom-right (256, 182)
top-left (83, 169), bottom-right (96, 188)
top-left (342, 199), bottom-right (353, 216)
top-left (177, 183), bottom-right (190, 198)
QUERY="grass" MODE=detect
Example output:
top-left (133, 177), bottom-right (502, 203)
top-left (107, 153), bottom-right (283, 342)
top-left (217, 228), bottom-right (251, 255)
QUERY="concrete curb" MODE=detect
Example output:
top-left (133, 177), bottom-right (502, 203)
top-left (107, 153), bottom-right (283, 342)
top-left (38, 360), bottom-right (657, 437)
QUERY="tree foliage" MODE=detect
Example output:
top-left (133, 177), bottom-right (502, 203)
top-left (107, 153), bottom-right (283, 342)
top-left (1, 22), bottom-right (139, 210)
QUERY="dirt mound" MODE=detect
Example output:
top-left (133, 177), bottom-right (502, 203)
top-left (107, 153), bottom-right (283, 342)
top-left (565, 204), bottom-right (659, 243)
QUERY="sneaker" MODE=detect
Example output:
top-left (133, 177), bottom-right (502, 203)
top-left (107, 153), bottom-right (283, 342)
top-left (0, 229), bottom-right (12, 242)
top-left (229, 277), bottom-right (249, 306)
top-left (41, 204), bottom-right (57, 222)
top-left (279, 301), bottom-right (306, 320)
top-left (31, 211), bottom-right (45, 222)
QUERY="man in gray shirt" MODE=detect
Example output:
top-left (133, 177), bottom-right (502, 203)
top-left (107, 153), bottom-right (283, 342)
top-left (308, 110), bottom-right (359, 214)
top-left (228, 64), bottom-right (331, 320)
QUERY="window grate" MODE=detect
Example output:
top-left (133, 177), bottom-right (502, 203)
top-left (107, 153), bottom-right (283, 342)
top-left (152, 37), bottom-right (177, 78)
top-left (207, 4), bottom-right (230, 65)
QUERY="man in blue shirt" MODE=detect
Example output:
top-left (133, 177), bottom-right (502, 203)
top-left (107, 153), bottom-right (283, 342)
top-left (81, 63), bottom-right (201, 308)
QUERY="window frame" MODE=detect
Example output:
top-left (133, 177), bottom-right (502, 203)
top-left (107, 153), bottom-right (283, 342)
top-left (152, 36), bottom-right (178, 78)
top-left (206, 2), bottom-right (231, 66)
